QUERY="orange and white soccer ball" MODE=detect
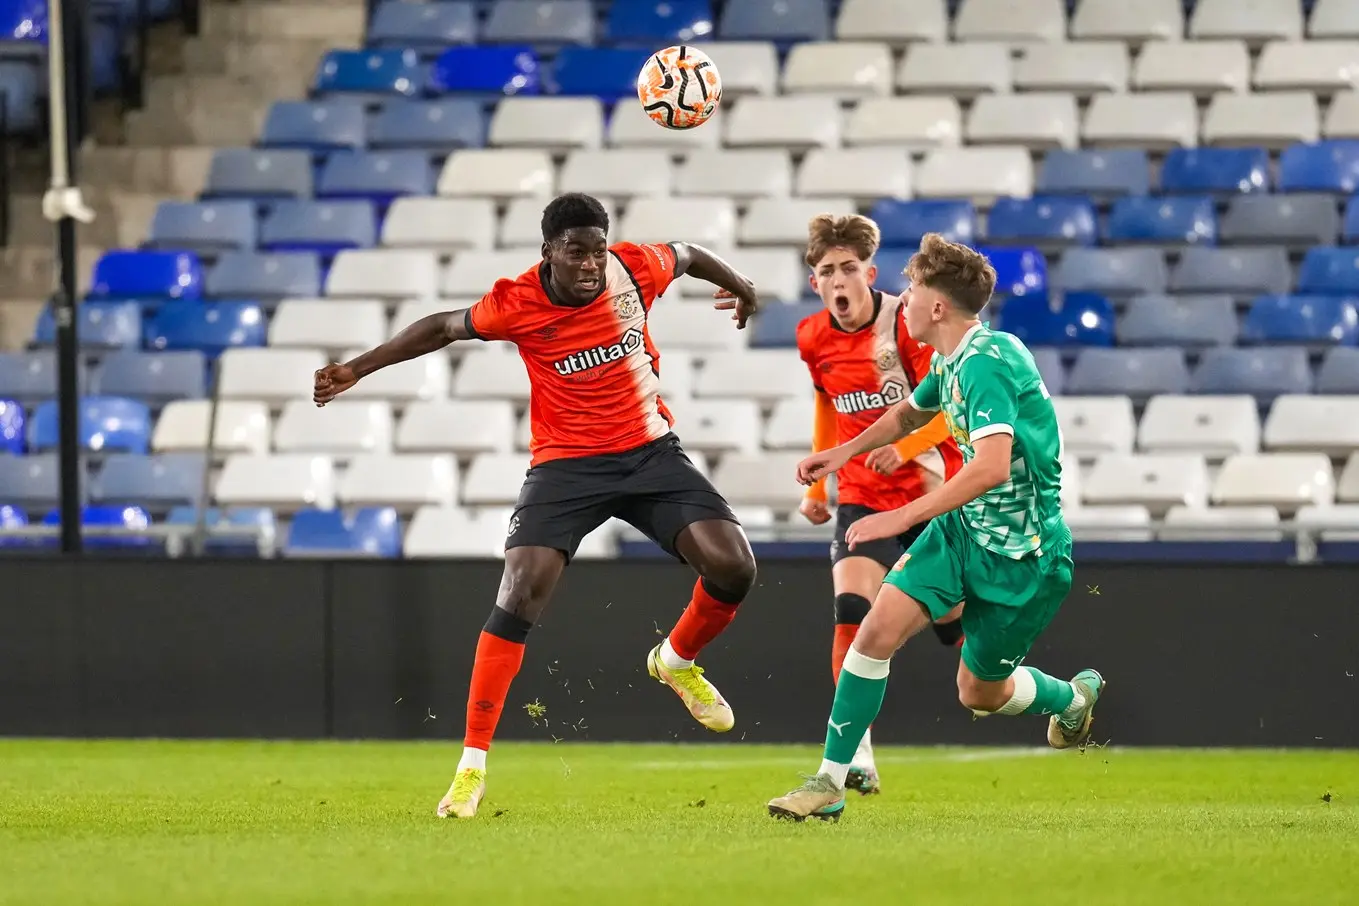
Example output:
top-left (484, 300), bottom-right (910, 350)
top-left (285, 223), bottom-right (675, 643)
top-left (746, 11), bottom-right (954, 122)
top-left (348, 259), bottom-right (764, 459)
top-left (637, 45), bottom-right (722, 130)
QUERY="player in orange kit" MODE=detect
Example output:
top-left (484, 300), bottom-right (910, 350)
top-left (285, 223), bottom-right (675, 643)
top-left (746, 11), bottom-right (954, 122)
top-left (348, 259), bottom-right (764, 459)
top-left (796, 214), bottom-right (965, 795)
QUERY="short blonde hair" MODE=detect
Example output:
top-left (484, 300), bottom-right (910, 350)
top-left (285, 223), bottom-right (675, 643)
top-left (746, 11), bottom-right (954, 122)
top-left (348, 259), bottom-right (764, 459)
top-left (805, 214), bottom-right (881, 268)
top-left (905, 233), bottom-right (996, 315)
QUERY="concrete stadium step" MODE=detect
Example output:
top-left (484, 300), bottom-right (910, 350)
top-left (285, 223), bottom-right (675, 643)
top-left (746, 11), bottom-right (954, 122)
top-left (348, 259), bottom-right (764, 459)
top-left (0, 244), bottom-right (102, 299)
top-left (79, 146), bottom-right (214, 197)
top-left (0, 299), bottom-right (45, 351)
top-left (201, 0), bottom-right (365, 42)
top-left (145, 73), bottom-right (311, 114)
top-left (178, 37), bottom-right (335, 83)
top-left (124, 97), bottom-right (269, 147)
top-left (9, 190), bottom-right (174, 249)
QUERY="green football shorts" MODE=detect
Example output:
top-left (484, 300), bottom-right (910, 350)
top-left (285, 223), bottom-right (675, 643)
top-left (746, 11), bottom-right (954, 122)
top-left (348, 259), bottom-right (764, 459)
top-left (884, 511), bottom-right (1073, 682)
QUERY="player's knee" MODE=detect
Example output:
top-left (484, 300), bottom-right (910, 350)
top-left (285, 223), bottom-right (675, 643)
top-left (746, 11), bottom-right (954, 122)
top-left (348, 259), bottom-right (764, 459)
top-left (496, 561), bottom-right (556, 624)
top-left (701, 550), bottom-right (757, 603)
top-left (834, 593), bottom-right (871, 626)
top-left (956, 676), bottom-right (1006, 714)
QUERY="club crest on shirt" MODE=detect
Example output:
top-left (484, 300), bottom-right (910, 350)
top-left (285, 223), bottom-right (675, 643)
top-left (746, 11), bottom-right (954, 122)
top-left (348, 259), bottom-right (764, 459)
top-left (612, 291), bottom-right (643, 321)
top-left (951, 377), bottom-right (963, 404)
top-left (875, 343), bottom-right (900, 374)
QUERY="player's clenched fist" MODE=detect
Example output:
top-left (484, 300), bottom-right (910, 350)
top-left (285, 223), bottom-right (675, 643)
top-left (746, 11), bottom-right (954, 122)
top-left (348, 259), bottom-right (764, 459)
top-left (798, 496), bottom-right (831, 525)
top-left (313, 363), bottom-right (357, 407)
top-left (796, 448), bottom-right (851, 486)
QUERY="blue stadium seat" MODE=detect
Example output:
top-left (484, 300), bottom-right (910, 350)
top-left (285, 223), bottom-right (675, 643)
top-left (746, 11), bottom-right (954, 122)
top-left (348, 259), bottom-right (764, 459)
top-left (870, 248), bottom-right (913, 295)
top-left (1241, 295), bottom-right (1359, 346)
top-left (1223, 194), bottom-right (1340, 247)
top-left (985, 197), bottom-right (1096, 248)
top-left (205, 252), bottom-right (322, 303)
top-left (552, 47), bottom-right (654, 102)
top-left (1116, 294), bottom-right (1238, 348)
top-left (259, 200), bottom-right (377, 254)
top-left (0, 452), bottom-right (61, 510)
top-left (87, 21), bottom-right (122, 94)
top-left (1191, 347), bottom-right (1313, 402)
top-left (0, 504), bottom-right (27, 546)
top-left (144, 302), bottom-right (267, 356)
top-left (93, 453), bottom-right (205, 512)
top-left (1105, 196), bottom-right (1217, 246)
top-left (316, 150), bottom-right (434, 206)
top-left (1279, 140), bottom-right (1359, 193)
top-left (96, 350), bottom-right (207, 405)
top-left (0, 351), bottom-right (54, 404)
top-left (0, 0), bottom-right (46, 42)
top-left (145, 200), bottom-right (257, 253)
top-left (42, 505), bottom-right (155, 552)
top-left (89, 250), bottom-right (203, 301)
top-left (1171, 247), bottom-right (1291, 296)
top-left (1298, 247), bottom-right (1359, 294)
top-left (203, 148), bottom-right (313, 200)
top-left (607, 0), bottom-right (713, 42)
top-left (1055, 248), bottom-right (1167, 297)
top-left (1029, 347), bottom-right (1065, 395)
top-left (1066, 347), bottom-right (1191, 398)
top-left (1159, 147), bottom-right (1270, 196)
top-left (483, 0), bottom-right (595, 46)
top-left (870, 199), bottom-right (977, 248)
top-left (977, 246), bottom-right (1047, 297)
top-left (368, 98), bottom-right (486, 149)
top-left (1000, 293), bottom-right (1114, 348)
top-left (259, 100), bottom-right (367, 152)
top-left (167, 506), bottom-right (277, 557)
top-left (285, 506), bottom-right (402, 558)
top-left (1036, 149), bottom-right (1149, 199)
top-left (32, 301), bottom-right (142, 349)
top-left (719, 0), bottom-right (829, 42)
top-left (0, 398), bottom-right (24, 455)
top-left (368, 1), bottom-right (477, 51)
top-left (429, 45), bottom-right (540, 96)
top-left (312, 49), bottom-right (423, 99)
top-left (1317, 347), bottom-right (1359, 393)
top-left (1340, 198), bottom-right (1359, 244)
top-left (29, 396), bottom-right (151, 455)
top-left (0, 59), bottom-right (40, 133)
top-left (750, 301), bottom-right (820, 349)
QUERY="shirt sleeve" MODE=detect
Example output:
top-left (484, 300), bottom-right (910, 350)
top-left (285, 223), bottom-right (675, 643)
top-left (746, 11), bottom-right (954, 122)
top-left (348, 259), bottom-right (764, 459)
top-left (909, 365), bottom-right (942, 412)
top-left (464, 279), bottom-right (515, 342)
top-left (615, 242), bottom-right (679, 306)
top-left (804, 391), bottom-right (837, 503)
top-left (958, 353), bottom-right (1019, 441)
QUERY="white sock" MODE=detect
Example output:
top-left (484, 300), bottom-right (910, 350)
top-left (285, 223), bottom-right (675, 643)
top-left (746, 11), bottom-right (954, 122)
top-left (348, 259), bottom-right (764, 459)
top-left (660, 637), bottom-right (693, 670)
top-left (1060, 686), bottom-right (1087, 720)
top-left (853, 727), bottom-right (875, 769)
top-left (457, 747), bottom-right (487, 772)
top-left (818, 759), bottom-right (849, 789)
top-left (994, 666), bottom-right (1038, 716)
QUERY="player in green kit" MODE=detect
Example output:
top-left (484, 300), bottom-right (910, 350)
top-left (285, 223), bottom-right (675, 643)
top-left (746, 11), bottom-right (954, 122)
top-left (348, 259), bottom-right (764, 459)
top-left (767, 234), bottom-right (1105, 822)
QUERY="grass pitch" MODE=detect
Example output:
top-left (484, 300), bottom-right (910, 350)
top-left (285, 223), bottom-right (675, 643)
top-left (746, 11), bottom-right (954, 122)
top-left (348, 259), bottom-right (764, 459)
top-left (1, 740), bottom-right (1355, 906)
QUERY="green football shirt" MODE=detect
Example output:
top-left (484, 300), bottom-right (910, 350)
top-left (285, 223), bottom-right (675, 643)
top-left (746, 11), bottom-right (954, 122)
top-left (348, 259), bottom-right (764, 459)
top-left (908, 323), bottom-right (1067, 559)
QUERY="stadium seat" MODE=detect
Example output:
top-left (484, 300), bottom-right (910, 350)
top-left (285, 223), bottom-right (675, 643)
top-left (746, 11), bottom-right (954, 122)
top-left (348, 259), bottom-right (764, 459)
top-left (339, 453), bottom-right (458, 511)
top-left (215, 454), bottom-right (336, 512)
top-left (607, 97), bottom-right (723, 150)
top-left (1202, 92), bottom-right (1319, 148)
top-left (0, 59), bottom-right (39, 133)
top-left (428, 45), bottom-right (541, 96)
top-left (92, 452), bottom-right (205, 512)
top-left (1343, 454), bottom-right (1359, 502)
top-left (1066, 347), bottom-right (1190, 397)
top-left (659, 350), bottom-right (697, 402)
top-left (1298, 247), bottom-right (1359, 293)
top-left (724, 96), bottom-right (840, 150)
top-left (556, 150), bottom-right (672, 201)
top-left (32, 301), bottom-right (142, 349)
top-left (452, 348), bottom-right (532, 401)
top-left (404, 506), bottom-right (513, 558)
top-left (164, 506), bottom-right (278, 557)
top-left (1317, 347), bottom-right (1359, 393)
top-left (1171, 247), bottom-right (1291, 295)
top-left (762, 396), bottom-right (815, 450)
top-left (1220, 195), bottom-right (1341, 247)
top-left (89, 250), bottom-right (203, 301)
top-left (1137, 394), bottom-right (1261, 458)
top-left (268, 300), bottom-right (386, 352)
top-left (743, 198), bottom-right (856, 248)
top-left (897, 42), bottom-right (1010, 96)
top-left (1055, 248), bottom-right (1167, 297)
top-left (1064, 505), bottom-right (1155, 542)
top-left (1002, 293), bottom-right (1113, 347)
top-left (621, 197), bottom-right (736, 246)
top-left (0, 452), bottom-right (62, 510)
top-left (146, 201), bottom-right (257, 253)
top-left (965, 93), bottom-right (1080, 150)
top-left (781, 41), bottom-right (892, 97)
top-left (871, 199), bottom-right (977, 248)
top-left (915, 147), bottom-right (1033, 202)
top-left (151, 400), bottom-right (272, 455)
top-left (711, 452), bottom-right (811, 509)
top-left (1051, 395), bottom-right (1136, 458)
top-left (1311, 0), bottom-right (1359, 40)
top-left (258, 201), bottom-right (377, 254)
top-left (1082, 92), bottom-right (1198, 149)
top-left (1083, 453), bottom-right (1210, 514)
top-left (337, 346), bottom-right (450, 403)
top-left (953, 0), bottom-right (1066, 43)
top-left (40, 505), bottom-right (155, 552)
top-left (368, 0), bottom-right (477, 51)
top-left (368, 98), bottom-right (486, 151)
top-left (1294, 504), bottom-right (1359, 541)
top-left (1159, 505), bottom-right (1284, 542)
top-left (1254, 41), bottom-right (1359, 92)
top-left (675, 150), bottom-right (791, 200)
top-left (986, 196), bottom-right (1095, 249)
top-left (1036, 149), bottom-right (1149, 199)
top-left (440, 248), bottom-right (535, 296)
top-left (312, 49), bottom-right (423, 99)
top-left (260, 100), bottom-right (366, 152)
top-left (836, 0), bottom-right (947, 45)
top-left (205, 252), bottom-right (322, 303)
top-left (693, 42), bottom-right (779, 97)
top-left (844, 97), bottom-right (962, 150)
top-left (1117, 294), bottom-right (1238, 347)
top-left (664, 399), bottom-right (761, 455)
top-left (0, 351), bottom-right (83, 405)
top-left (606, 0), bottom-right (713, 43)
top-left (217, 348), bottom-right (326, 405)
top-left (719, 0), bottom-right (829, 43)
top-left (29, 396), bottom-right (151, 455)
top-left (381, 197), bottom-right (494, 250)
top-left (1191, 0), bottom-right (1302, 43)
top-left (1160, 147), bottom-right (1270, 196)
top-left (97, 350), bottom-right (207, 405)
top-left (285, 507), bottom-right (402, 559)
top-left (1264, 395), bottom-right (1359, 456)
top-left (1105, 196), bottom-right (1218, 246)
top-left (327, 249), bottom-right (439, 299)
top-left (1241, 295), bottom-right (1359, 346)
top-left (1013, 41), bottom-right (1129, 95)
top-left (750, 301), bottom-right (820, 349)
top-left (0, 398), bottom-right (24, 455)
top-left (437, 149), bottom-right (554, 198)
top-left (647, 302), bottom-right (747, 352)
top-left (975, 246), bottom-right (1048, 298)
top-left (483, 0), bottom-right (594, 45)
top-left (317, 150), bottom-right (434, 206)
top-left (396, 400), bottom-right (515, 454)
top-left (1339, 198), bottom-right (1359, 243)
top-left (553, 46), bottom-right (653, 102)
top-left (1279, 140), bottom-right (1359, 192)
top-left (797, 149), bottom-right (912, 201)
top-left (143, 302), bottom-right (266, 357)
top-left (673, 248), bottom-right (802, 303)
top-left (1191, 347), bottom-right (1313, 402)
top-left (694, 350), bottom-right (807, 403)
top-left (498, 195), bottom-right (615, 248)
top-left (1211, 454), bottom-right (1333, 514)
top-left (461, 452), bottom-right (532, 506)
top-left (1070, 0), bottom-right (1182, 43)
top-left (203, 149), bottom-right (312, 200)
top-left (1133, 40), bottom-right (1250, 94)
top-left (489, 96), bottom-right (604, 150)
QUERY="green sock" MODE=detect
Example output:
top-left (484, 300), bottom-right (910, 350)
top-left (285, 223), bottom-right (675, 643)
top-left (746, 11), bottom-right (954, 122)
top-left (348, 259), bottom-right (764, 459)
top-left (1017, 665), bottom-right (1076, 717)
top-left (822, 648), bottom-right (890, 766)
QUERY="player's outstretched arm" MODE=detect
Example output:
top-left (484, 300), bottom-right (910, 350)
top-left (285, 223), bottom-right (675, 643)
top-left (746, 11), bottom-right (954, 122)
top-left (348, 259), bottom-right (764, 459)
top-left (313, 309), bottom-right (471, 406)
top-left (673, 243), bottom-right (759, 329)
top-left (795, 400), bottom-right (935, 486)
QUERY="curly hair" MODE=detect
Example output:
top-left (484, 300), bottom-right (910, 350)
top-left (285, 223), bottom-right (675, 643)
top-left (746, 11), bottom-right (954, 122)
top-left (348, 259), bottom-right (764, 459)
top-left (804, 213), bottom-right (881, 268)
top-left (905, 233), bottom-right (996, 315)
top-left (541, 193), bottom-right (610, 242)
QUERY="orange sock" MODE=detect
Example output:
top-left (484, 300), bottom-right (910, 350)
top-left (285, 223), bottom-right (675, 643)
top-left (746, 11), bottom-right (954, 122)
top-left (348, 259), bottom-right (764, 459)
top-left (463, 630), bottom-right (526, 752)
top-left (831, 623), bottom-right (858, 685)
top-left (667, 578), bottom-right (742, 660)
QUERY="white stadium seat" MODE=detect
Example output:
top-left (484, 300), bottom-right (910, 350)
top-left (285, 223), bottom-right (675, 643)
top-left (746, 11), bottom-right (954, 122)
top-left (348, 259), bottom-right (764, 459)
top-left (712, 452), bottom-right (806, 509)
top-left (404, 506), bottom-right (512, 558)
top-left (1064, 505), bottom-right (1154, 542)
top-left (693, 42), bottom-right (780, 97)
top-left (1083, 92), bottom-right (1199, 149)
top-left (514, 409), bottom-right (532, 451)
top-left (1083, 453), bottom-right (1211, 514)
top-left (1295, 504), bottom-right (1359, 540)
top-left (897, 42), bottom-right (1011, 96)
top-left (953, 0), bottom-right (1067, 44)
top-left (666, 399), bottom-right (762, 454)
top-left (499, 197), bottom-right (615, 249)
top-left (489, 97), bottom-right (603, 151)
top-left (1133, 41), bottom-right (1252, 95)
top-left (152, 400), bottom-right (271, 455)
top-left (326, 249), bottom-right (439, 299)
top-left (741, 196), bottom-right (855, 246)
top-left (837, 0), bottom-right (948, 45)
top-left (339, 345), bottom-right (450, 403)
top-left (1311, 0), bottom-right (1359, 40)
top-left (965, 93), bottom-right (1080, 150)
top-left (559, 150), bottom-right (673, 200)
top-left (388, 300), bottom-right (452, 338)
top-left (218, 348), bottom-right (325, 405)
top-left (671, 247), bottom-right (803, 303)
top-left (675, 150), bottom-right (792, 200)
top-left (461, 453), bottom-right (531, 506)
top-left (1211, 453), bottom-right (1335, 512)
top-left (339, 453), bottom-right (458, 512)
top-left (381, 197), bottom-right (496, 251)
top-left (659, 349), bottom-right (696, 401)
top-left (915, 146), bottom-right (1033, 202)
top-left (1070, 0), bottom-right (1183, 44)
top-left (441, 250), bottom-right (536, 297)
top-left (1201, 91), bottom-right (1320, 148)
top-left (216, 454), bottom-right (336, 512)
top-left (452, 348), bottom-right (532, 401)
top-left (1263, 395), bottom-right (1359, 456)
top-left (1190, 0), bottom-right (1303, 44)
top-left (797, 149), bottom-right (912, 201)
top-left (1137, 395), bottom-right (1261, 459)
top-left (274, 400), bottom-right (393, 455)
top-left (1060, 455), bottom-right (1082, 509)
top-left (1013, 42), bottom-right (1130, 95)
top-left (763, 396), bottom-right (816, 450)
top-left (724, 96), bottom-right (842, 150)
top-left (268, 300), bottom-right (385, 353)
top-left (620, 197), bottom-right (737, 246)
top-left (781, 42), bottom-right (893, 97)
top-left (646, 301), bottom-right (747, 352)
top-left (694, 350), bottom-right (809, 403)
top-left (1160, 505), bottom-right (1284, 541)
top-left (1340, 454), bottom-right (1359, 502)
top-left (1324, 90), bottom-right (1359, 138)
top-left (437, 149), bottom-right (554, 198)
top-left (1253, 41), bottom-right (1359, 92)
top-left (845, 97), bottom-right (962, 150)
top-left (1051, 396), bottom-right (1136, 458)
top-left (607, 99), bottom-right (723, 151)
top-left (396, 399), bottom-right (516, 454)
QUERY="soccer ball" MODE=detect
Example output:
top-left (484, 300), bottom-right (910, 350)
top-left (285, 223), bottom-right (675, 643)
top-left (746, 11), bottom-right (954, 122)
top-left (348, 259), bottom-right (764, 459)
top-left (637, 45), bottom-right (722, 130)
